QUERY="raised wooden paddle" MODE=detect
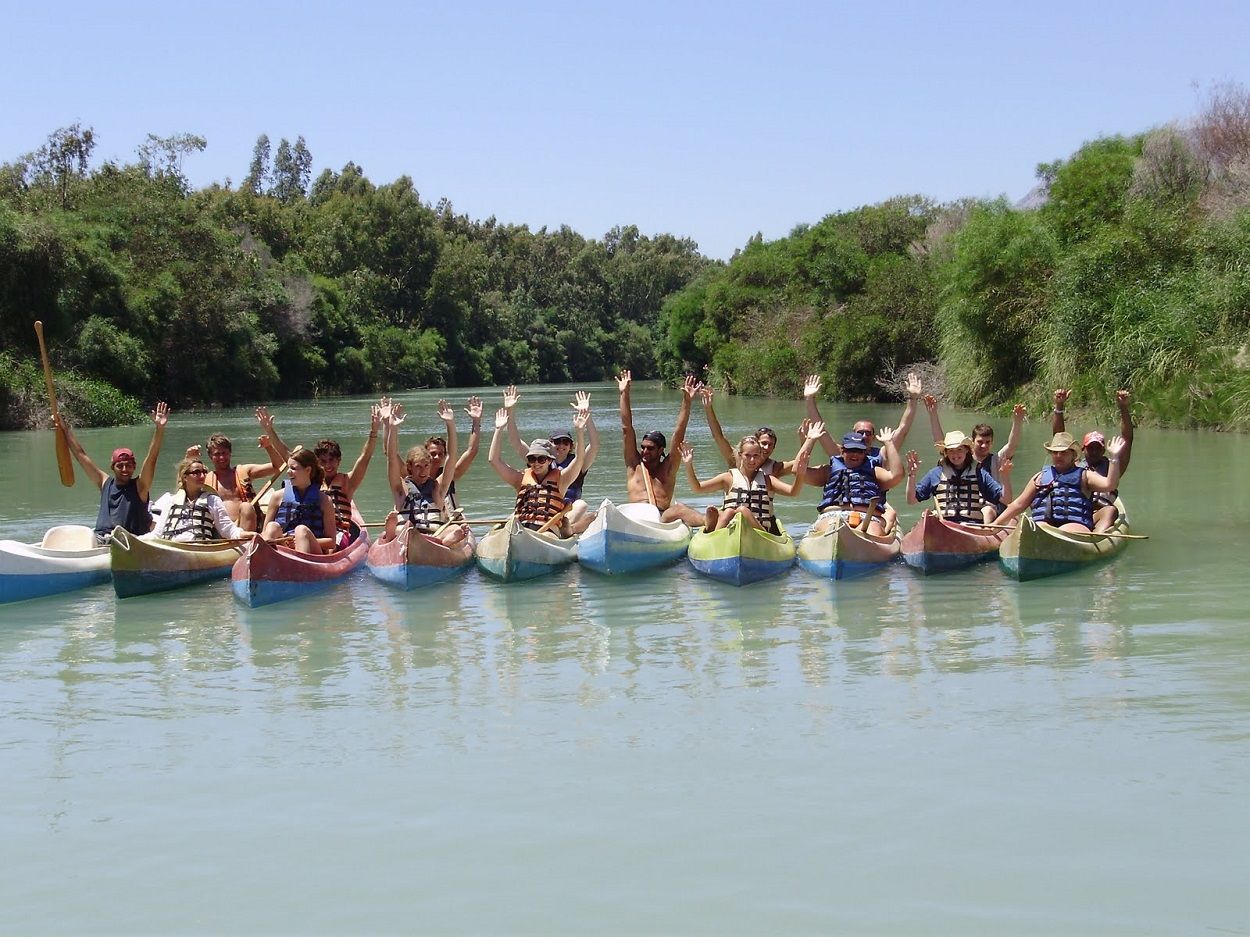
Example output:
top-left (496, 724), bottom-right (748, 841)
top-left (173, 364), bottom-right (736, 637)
top-left (249, 444), bottom-right (303, 510)
top-left (34, 320), bottom-right (74, 487)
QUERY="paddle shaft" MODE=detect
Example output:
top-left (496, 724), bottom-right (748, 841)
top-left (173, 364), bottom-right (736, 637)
top-left (360, 517), bottom-right (509, 528)
top-left (975, 522), bottom-right (1148, 539)
top-left (34, 320), bottom-right (74, 487)
top-left (249, 445), bottom-right (303, 510)
top-left (536, 507), bottom-right (570, 534)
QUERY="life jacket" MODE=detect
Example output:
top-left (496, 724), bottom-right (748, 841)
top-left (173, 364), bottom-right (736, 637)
top-left (515, 466), bottom-right (565, 529)
top-left (326, 472), bottom-right (353, 534)
top-left (207, 466), bottom-right (255, 501)
top-left (402, 477), bottom-right (445, 533)
top-left (556, 452), bottom-right (588, 504)
top-left (94, 477), bottom-right (150, 539)
top-left (1082, 455), bottom-right (1118, 508)
top-left (275, 482), bottom-right (326, 537)
top-left (818, 456), bottom-right (884, 515)
top-left (159, 490), bottom-right (219, 541)
top-left (933, 463), bottom-right (988, 522)
top-left (1030, 466), bottom-right (1093, 527)
top-left (723, 467), bottom-right (777, 532)
top-left (977, 452), bottom-right (999, 483)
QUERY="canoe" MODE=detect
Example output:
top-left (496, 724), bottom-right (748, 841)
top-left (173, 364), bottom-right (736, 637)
top-left (687, 513), bottom-right (795, 586)
top-left (999, 499), bottom-right (1131, 581)
top-left (231, 513), bottom-right (370, 607)
top-left (900, 510), bottom-right (1008, 575)
top-left (797, 512), bottom-right (900, 579)
top-left (475, 516), bottom-right (577, 581)
top-left (366, 523), bottom-right (475, 589)
top-left (0, 525), bottom-right (110, 604)
top-left (578, 499), bottom-right (691, 575)
top-left (110, 528), bottom-right (243, 598)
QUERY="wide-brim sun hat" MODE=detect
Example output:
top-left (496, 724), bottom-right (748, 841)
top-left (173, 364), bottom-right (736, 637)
top-left (526, 439), bottom-right (556, 459)
top-left (934, 430), bottom-right (972, 452)
top-left (1043, 431), bottom-right (1079, 453)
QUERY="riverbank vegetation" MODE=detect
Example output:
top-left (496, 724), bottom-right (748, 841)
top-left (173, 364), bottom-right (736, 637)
top-left (4, 86), bottom-right (1249, 430)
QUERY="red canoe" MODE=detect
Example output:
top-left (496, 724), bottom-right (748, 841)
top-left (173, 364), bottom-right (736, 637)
top-left (900, 509), bottom-right (1008, 575)
top-left (231, 513), bottom-right (371, 607)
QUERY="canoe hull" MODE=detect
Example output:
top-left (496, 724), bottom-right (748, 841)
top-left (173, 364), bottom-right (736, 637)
top-left (900, 511), bottom-right (1007, 575)
top-left (999, 501), bottom-right (1131, 581)
top-left (476, 518), bottom-right (577, 582)
top-left (0, 528), bottom-right (111, 604)
top-left (688, 514), bottom-right (795, 586)
top-left (578, 500), bottom-right (691, 575)
top-left (231, 522), bottom-right (370, 607)
top-left (110, 528), bottom-right (242, 598)
top-left (797, 514), bottom-right (900, 580)
top-left (366, 525), bottom-right (475, 589)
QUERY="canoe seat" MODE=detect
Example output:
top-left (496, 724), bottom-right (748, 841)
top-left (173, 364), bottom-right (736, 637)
top-left (40, 525), bottom-right (97, 551)
top-left (619, 502), bottom-right (662, 523)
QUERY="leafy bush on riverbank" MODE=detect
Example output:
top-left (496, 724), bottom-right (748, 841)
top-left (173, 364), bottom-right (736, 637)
top-left (0, 351), bottom-right (145, 430)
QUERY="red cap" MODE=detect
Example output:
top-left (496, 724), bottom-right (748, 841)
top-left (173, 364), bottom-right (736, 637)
top-left (111, 447), bottom-right (137, 464)
top-left (1082, 431), bottom-right (1105, 448)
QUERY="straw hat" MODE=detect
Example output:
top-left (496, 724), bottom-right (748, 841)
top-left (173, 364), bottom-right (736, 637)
top-left (1043, 432), bottom-right (1079, 453)
top-left (934, 430), bottom-right (973, 452)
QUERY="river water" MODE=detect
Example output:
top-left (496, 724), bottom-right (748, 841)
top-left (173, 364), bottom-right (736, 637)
top-left (1, 383), bottom-right (1247, 935)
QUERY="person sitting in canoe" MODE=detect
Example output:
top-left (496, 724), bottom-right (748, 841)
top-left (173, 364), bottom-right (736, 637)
top-left (502, 387), bottom-right (602, 535)
top-left (377, 399), bottom-right (469, 547)
top-left (258, 449), bottom-right (337, 555)
top-left (618, 370), bottom-right (705, 525)
top-left (679, 422), bottom-right (825, 533)
top-left (313, 403), bottom-right (383, 548)
top-left (802, 373), bottom-right (921, 535)
top-left (699, 384), bottom-right (805, 479)
top-left (150, 458), bottom-right (247, 542)
top-left (799, 427), bottom-right (904, 537)
top-left (424, 395), bottom-right (483, 520)
top-left (489, 403), bottom-right (589, 536)
top-left (55, 402), bottom-right (170, 545)
top-left (905, 430), bottom-right (1010, 525)
top-left (923, 395), bottom-right (1024, 505)
top-left (1051, 388), bottom-right (1134, 532)
top-left (187, 407), bottom-right (290, 531)
top-left (993, 432), bottom-right (1127, 533)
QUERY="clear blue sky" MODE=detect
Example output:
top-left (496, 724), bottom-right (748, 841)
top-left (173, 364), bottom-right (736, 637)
top-left (4, 0), bottom-right (1249, 259)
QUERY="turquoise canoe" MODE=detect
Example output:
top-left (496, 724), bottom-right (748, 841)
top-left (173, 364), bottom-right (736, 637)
top-left (475, 517), bottom-right (577, 582)
top-left (687, 513), bottom-right (795, 586)
top-left (999, 499), bottom-right (1131, 580)
top-left (797, 512), bottom-right (900, 579)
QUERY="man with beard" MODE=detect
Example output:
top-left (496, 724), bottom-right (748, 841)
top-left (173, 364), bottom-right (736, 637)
top-left (617, 370), bottom-right (703, 525)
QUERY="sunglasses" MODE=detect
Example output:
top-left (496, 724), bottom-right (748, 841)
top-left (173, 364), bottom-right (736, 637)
top-left (527, 456), bottom-right (550, 464)
top-left (184, 468), bottom-right (208, 477)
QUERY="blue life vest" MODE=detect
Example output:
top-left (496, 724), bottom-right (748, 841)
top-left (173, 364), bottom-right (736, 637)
top-left (402, 477), bottom-right (444, 533)
top-left (94, 477), bottom-right (151, 539)
top-left (917, 462), bottom-right (1004, 522)
top-left (1030, 466), bottom-right (1093, 527)
top-left (556, 452), bottom-right (587, 504)
top-left (275, 483), bottom-right (326, 537)
top-left (818, 456), bottom-right (884, 514)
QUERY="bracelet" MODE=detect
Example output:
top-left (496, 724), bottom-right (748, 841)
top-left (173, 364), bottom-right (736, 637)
top-left (369, 434), bottom-right (378, 439)
top-left (1052, 408), bottom-right (1065, 415)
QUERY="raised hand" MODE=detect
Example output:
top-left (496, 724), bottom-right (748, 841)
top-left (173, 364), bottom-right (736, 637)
top-left (573, 407), bottom-right (590, 430)
top-left (570, 390), bottom-right (591, 415)
top-left (905, 450), bottom-right (920, 475)
top-left (437, 399), bottom-right (454, 422)
top-left (378, 396), bottom-right (393, 422)
top-left (1116, 389), bottom-right (1131, 408)
top-left (616, 370), bottom-right (632, 393)
top-left (699, 383), bottom-right (714, 405)
top-left (255, 406), bottom-right (275, 431)
top-left (999, 455), bottom-right (1014, 474)
top-left (1054, 388), bottom-right (1071, 408)
top-left (805, 420), bottom-right (825, 441)
top-left (679, 442), bottom-right (695, 464)
top-left (876, 425), bottom-right (895, 444)
top-left (465, 396), bottom-right (483, 420)
top-left (494, 408), bottom-right (509, 431)
top-left (1107, 435), bottom-right (1127, 458)
top-left (151, 401), bottom-right (169, 426)
top-left (256, 435), bottom-right (272, 451)
top-left (681, 374), bottom-right (700, 399)
top-left (390, 403), bottom-right (406, 426)
top-left (923, 393), bottom-right (937, 412)
top-left (905, 371), bottom-right (922, 399)
top-left (1012, 403), bottom-right (1026, 419)
top-left (803, 374), bottom-right (822, 398)
top-left (185, 444), bottom-right (201, 459)
top-left (370, 404), bottom-right (383, 432)
top-left (797, 418), bottom-right (811, 439)
top-left (502, 385), bottom-right (520, 410)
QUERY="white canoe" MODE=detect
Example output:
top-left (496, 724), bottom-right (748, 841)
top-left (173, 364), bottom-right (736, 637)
top-left (0, 525), bottom-right (111, 604)
top-left (578, 499), bottom-right (691, 575)
top-left (476, 516), bottom-right (577, 582)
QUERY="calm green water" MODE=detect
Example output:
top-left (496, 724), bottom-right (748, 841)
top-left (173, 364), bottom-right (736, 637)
top-left (2, 383), bottom-right (1248, 935)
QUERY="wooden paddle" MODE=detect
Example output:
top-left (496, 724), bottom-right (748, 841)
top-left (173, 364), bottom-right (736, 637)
top-left (34, 320), bottom-right (74, 487)
top-left (972, 521), bottom-right (1148, 539)
top-left (360, 517), bottom-right (509, 529)
top-left (857, 498), bottom-right (879, 532)
top-left (249, 444), bottom-right (303, 509)
top-left (536, 507), bottom-right (570, 535)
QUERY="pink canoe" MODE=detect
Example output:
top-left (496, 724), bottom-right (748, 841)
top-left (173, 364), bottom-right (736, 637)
top-left (900, 509), bottom-right (1008, 575)
top-left (366, 523), bottom-right (475, 589)
top-left (232, 513), bottom-right (370, 607)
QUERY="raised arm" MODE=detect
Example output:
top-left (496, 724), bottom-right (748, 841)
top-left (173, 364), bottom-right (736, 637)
top-left (571, 391), bottom-right (600, 470)
top-left (1085, 436), bottom-right (1126, 493)
top-left (667, 374), bottom-right (699, 454)
top-left (618, 370), bottom-right (640, 468)
top-left (137, 401), bottom-right (169, 500)
top-left (679, 443), bottom-right (729, 495)
top-left (872, 426), bottom-right (905, 490)
top-left (768, 421), bottom-right (823, 497)
top-left (1051, 388), bottom-right (1070, 435)
top-left (555, 410), bottom-right (589, 496)
top-left (1114, 390), bottom-right (1134, 475)
top-left (892, 372), bottom-right (922, 448)
top-left (924, 394), bottom-right (945, 445)
top-left (384, 401), bottom-right (407, 508)
top-left (433, 400), bottom-right (459, 504)
top-left (453, 396), bottom-right (483, 476)
top-left (251, 406), bottom-right (290, 468)
top-left (488, 408), bottom-right (523, 489)
top-left (905, 450), bottom-right (923, 504)
top-left (999, 404), bottom-right (1026, 460)
top-left (503, 385), bottom-right (528, 459)
top-left (700, 384), bottom-right (737, 468)
top-left (804, 374), bottom-right (837, 456)
top-left (53, 414), bottom-right (108, 490)
top-left (997, 456), bottom-right (1014, 505)
top-left (341, 404), bottom-right (382, 495)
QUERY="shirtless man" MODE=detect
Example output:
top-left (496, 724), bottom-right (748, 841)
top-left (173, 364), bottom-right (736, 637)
top-left (187, 407), bottom-right (289, 530)
top-left (618, 370), bottom-right (702, 525)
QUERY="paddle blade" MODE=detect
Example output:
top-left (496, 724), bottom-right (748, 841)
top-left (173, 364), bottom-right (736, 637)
top-left (55, 425), bottom-right (74, 487)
